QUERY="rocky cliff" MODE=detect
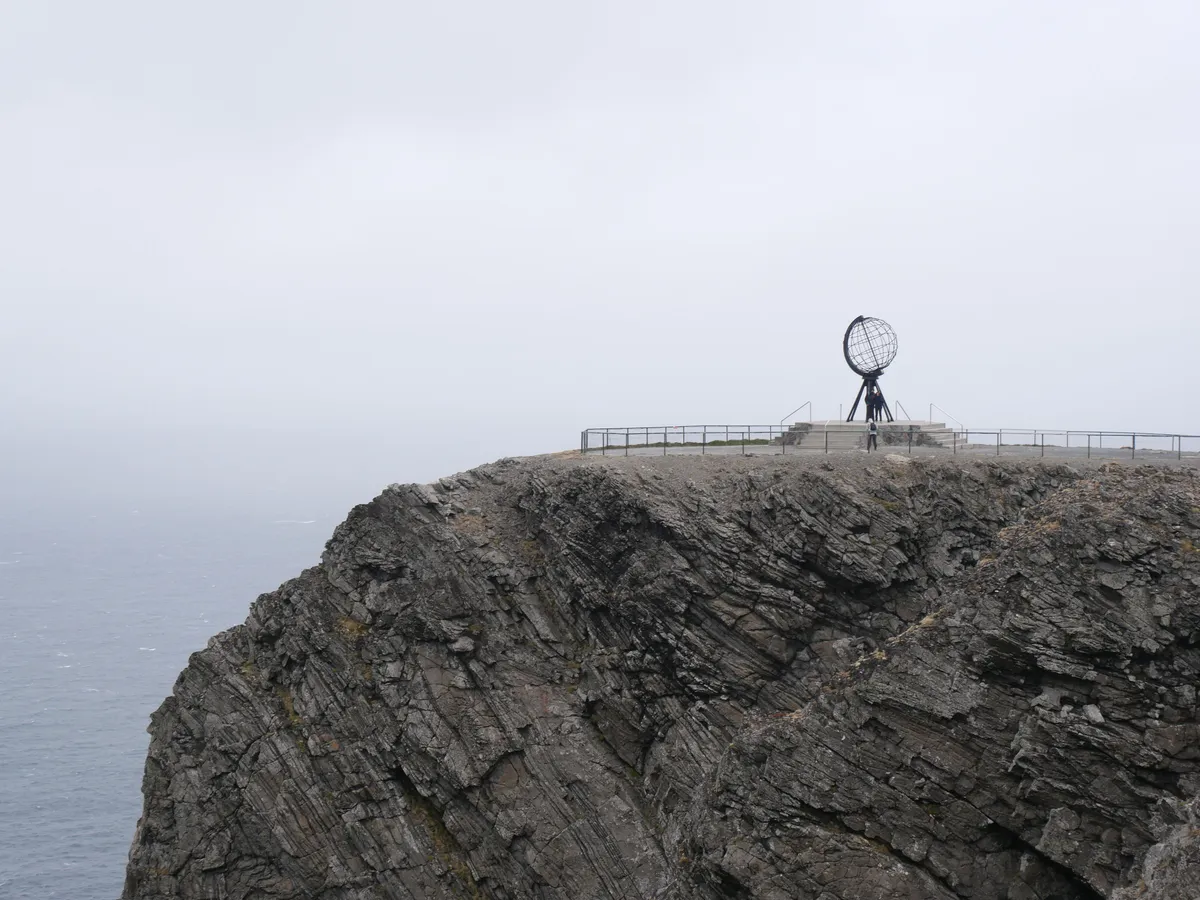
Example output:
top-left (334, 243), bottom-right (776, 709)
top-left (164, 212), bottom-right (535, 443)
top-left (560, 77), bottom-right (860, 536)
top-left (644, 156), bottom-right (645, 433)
top-left (122, 454), bottom-right (1200, 900)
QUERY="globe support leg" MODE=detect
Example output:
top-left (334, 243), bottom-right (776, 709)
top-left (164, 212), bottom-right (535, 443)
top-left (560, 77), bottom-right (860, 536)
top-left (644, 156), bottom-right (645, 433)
top-left (846, 376), bottom-right (894, 423)
top-left (846, 380), bottom-right (867, 422)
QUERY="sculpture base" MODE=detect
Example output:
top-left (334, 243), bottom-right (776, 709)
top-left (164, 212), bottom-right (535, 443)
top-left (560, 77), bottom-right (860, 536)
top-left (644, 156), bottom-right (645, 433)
top-left (784, 420), bottom-right (955, 451)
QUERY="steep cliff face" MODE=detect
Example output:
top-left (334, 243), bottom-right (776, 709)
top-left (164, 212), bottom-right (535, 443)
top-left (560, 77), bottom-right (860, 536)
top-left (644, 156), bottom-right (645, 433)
top-left (122, 455), bottom-right (1200, 900)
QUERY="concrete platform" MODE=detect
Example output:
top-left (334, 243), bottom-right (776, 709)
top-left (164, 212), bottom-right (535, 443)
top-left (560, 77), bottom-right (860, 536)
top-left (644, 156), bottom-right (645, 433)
top-left (784, 420), bottom-right (955, 451)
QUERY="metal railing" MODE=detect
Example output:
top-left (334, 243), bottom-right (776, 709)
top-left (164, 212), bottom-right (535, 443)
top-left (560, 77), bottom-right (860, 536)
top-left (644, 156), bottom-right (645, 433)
top-left (582, 425), bottom-right (805, 456)
top-left (779, 401), bottom-right (811, 429)
top-left (950, 429), bottom-right (1200, 460)
top-left (930, 403), bottom-right (966, 431)
top-left (579, 425), bottom-right (1200, 460)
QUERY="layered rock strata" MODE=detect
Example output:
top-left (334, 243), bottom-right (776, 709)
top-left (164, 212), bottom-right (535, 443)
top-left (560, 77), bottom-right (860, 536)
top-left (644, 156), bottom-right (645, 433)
top-left (123, 455), bottom-right (1200, 900)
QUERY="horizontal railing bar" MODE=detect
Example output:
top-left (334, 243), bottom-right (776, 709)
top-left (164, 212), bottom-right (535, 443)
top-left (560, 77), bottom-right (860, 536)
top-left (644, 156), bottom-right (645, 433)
top-left (949, 432), bottom-right (1200, 439)
top-left (583, 426), bottom-right (1200, 438)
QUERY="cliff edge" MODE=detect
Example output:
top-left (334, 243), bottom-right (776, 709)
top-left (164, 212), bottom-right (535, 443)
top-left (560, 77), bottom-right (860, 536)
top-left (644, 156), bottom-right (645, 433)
top-left (122, 454), bottom-right (1200, 899)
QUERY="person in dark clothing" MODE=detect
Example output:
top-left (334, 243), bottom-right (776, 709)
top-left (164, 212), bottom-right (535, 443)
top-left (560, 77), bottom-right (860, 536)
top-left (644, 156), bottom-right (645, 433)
top-left (868, 386), bottom-right (882, 421)
top-left (867, 418), bottom-right (878, 451)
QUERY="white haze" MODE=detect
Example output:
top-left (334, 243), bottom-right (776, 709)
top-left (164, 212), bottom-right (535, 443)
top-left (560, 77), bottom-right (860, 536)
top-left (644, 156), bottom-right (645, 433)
top-left (2, 1), bottom-right (1198, 514)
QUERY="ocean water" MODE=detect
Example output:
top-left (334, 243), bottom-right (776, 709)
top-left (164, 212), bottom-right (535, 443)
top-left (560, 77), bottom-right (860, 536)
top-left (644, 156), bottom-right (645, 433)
top-left (0, 503), bottom-right (335, 899)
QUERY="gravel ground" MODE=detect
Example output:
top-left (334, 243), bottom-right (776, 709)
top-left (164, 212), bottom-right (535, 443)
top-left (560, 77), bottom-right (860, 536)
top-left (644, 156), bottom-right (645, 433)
top-left (513, 447), bottom-right (1200, 498)
top-left (577, 444), bottom-right (1200, 466)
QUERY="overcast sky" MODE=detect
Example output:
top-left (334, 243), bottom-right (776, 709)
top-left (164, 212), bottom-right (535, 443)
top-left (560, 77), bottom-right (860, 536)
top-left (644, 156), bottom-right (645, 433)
top-left (2, 1), bottom-right (1198, 509)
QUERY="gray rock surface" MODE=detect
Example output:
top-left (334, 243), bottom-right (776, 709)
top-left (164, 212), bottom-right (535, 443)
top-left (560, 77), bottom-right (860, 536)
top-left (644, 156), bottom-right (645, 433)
top-left (122, 455), bottom-right (1200, 899)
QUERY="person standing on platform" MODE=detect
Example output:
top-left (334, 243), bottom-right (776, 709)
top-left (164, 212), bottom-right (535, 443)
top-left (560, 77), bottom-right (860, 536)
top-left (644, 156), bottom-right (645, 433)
top-left (867, 418), bottom-right (878, 452)
top-left (868, 386), bottom-right (882, 421)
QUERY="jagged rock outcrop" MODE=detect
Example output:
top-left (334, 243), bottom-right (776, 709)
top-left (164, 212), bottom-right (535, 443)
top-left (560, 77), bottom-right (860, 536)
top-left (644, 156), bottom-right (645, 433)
top-left (122, 455), bottom-right (1200, 899)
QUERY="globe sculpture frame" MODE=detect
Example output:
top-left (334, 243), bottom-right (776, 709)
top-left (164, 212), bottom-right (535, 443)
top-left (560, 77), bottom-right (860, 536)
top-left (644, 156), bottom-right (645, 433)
top-left (843, 315), bottom-right (897, 423)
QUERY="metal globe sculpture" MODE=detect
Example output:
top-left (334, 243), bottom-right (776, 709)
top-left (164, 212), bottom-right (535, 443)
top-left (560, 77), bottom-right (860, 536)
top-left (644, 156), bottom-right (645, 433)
top-left (843, 315), bottom-right (897, 422)
top-left (843, 316), bottom-right (898, 377)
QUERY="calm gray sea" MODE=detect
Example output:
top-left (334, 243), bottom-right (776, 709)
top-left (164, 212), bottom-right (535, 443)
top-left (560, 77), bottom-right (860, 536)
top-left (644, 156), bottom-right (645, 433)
top-left (0, 503), bottom-right (335, 899)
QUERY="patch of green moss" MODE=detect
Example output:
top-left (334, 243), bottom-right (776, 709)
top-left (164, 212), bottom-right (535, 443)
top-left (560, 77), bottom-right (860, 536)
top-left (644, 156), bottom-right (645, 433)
top-left (276, 688), bottom-right (303, 727)
top-left (336, 616), bottom-right (369, 639)
top-left (397, 775), bottom-right (481, 899)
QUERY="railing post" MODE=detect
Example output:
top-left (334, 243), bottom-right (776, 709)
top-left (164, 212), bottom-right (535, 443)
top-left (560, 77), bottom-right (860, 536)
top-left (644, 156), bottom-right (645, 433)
top-left (742, 429), bottom-right (746, 456)
top-left (603, 430), bottom-right (608, 456)
top-left (908, 429), bottom-right (912, 454)
top-left (824, 430), bottom-right (828, 454)
top-left (625, 430), bottom-right (629, 457)
top-left (953, 431), bottom-right (957, 454)
top-left (996, 431), bottom-right (1000, 456)
top-left (1087, 434), bottom-right (1091, 458)
top-left (581, 431), bottom-right (586, 455)
top-left (1178, 435), bottom-right (1182, 460)
top-left (1132, 434), bottom-right (1136, 460)
top-left (663, 430), bottom-right (667, 456)
top-left (702, 427), bottom-right (706, 455)
top-left (1041, 433), bottom-right (1044, 457)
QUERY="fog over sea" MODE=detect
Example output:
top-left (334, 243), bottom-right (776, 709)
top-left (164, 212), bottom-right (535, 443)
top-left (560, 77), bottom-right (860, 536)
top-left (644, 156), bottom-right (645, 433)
top-left (0, 506), bottom-right (329, 898)
top-left (0, 431), bottom-right (466, 900)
